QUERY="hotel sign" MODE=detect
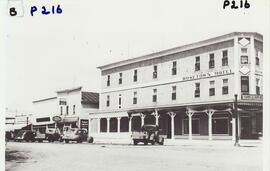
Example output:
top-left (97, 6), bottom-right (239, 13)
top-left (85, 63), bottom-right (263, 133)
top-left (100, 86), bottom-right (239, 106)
top-left (182, 69), bottom-right (233, 81)
top-left (241, 94), bottom-right (263, 101)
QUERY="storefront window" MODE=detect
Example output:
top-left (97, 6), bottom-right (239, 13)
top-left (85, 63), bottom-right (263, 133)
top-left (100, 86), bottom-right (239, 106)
top-left (241, 76), bottom-right (249, 94)
top-left (183, 119), bottom-right (199, 134)
top-left (212, 118), bottom-right (229, 134)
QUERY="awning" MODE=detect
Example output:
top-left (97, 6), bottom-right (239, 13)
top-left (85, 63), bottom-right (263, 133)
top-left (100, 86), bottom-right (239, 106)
top-left (61, 117), bottom-right (78, 123)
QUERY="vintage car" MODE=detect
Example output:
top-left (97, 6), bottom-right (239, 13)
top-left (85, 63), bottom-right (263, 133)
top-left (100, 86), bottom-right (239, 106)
top-left (62, 128), bottom-right (94, 143)
top-left (132, 124), bottom-right (164, 145)
top-left (14, 130), bottom-right (36, 142)
top-left (35, 128), bottom-right (62, 142)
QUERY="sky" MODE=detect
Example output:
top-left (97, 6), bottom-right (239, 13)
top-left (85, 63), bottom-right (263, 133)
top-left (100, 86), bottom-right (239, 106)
top-left (2, 0), bottom-right (269, 115)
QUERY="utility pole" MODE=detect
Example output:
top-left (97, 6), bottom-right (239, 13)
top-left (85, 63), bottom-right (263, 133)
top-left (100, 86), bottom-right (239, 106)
top-left (234, 94), bottom-right (240, 146)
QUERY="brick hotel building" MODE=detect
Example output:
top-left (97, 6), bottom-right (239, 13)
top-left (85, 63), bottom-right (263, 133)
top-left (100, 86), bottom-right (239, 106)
top-left (89, 32), bottom-right (263, 140)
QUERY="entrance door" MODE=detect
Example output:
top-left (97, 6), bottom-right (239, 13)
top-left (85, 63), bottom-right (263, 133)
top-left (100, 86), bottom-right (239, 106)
top-left (167, 115), bottom-right (171, 139)
top-left (240, 117), bottom-right (252, 139)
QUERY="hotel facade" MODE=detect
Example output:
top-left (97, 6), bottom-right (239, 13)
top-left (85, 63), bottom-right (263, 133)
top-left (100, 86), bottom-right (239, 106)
top-left (89, 32), bottom-right (263, 140)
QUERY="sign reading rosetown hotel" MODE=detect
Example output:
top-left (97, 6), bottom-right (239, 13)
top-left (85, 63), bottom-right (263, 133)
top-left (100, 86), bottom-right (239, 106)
top-left (182, 69), bottom-right (233, 81)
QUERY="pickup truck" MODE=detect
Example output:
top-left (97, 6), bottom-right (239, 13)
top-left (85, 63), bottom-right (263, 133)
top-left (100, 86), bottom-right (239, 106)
top-left (132, 124), bottom-right (164, 145)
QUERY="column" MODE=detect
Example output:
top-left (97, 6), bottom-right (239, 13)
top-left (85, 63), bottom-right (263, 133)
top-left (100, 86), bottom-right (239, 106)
top-left (140, 114), bottom-right (145, 126)
top-left (97, 118), bottom-right (100, 134)
top-left (206, 110), bottom-right (215, 140)
top-left (168, 112), bottom-right (176, 139)
top-left (154, 110), bottom-right (160, 125)
top-left (233, 37), bottom-right (240, 95)
top-left (232, 117), bottom-right (236, 141)
top-left (107, 118), bottom-right (110, 133)
top-left (250, 36), bottom-right (256, 94)
top-left (186, 110), bottom-right (194, 140)
top-left (117, 117), bottom-right (121, 133)
top-left (129, 116), bottom-right (133, 133)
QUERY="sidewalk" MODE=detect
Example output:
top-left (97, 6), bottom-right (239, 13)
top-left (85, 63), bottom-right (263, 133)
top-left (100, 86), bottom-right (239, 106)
top-left (92, 137), bottom-right (262, 147)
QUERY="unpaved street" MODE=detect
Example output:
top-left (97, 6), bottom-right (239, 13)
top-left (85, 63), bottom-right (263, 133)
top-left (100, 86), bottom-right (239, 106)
top-left (6, 142), bottom-right (262, 171)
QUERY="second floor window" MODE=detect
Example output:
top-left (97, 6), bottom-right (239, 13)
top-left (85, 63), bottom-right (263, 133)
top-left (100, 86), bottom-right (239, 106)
top-left (153, 65), bottom-right (157, 79)
top-left (119, 73), bottom-right (122, 84)
top-left (195, 83), bottom-right (200, 98)
top-left (106, 95), bottom-right (110, 107)
top-left (118, 94), bottom-right (122, 109)
top-left (241, 56), bottom-right (248, 64)
top-left (172, 61), bottom-right (177, 75)
top-left (241, 76), bottom-right (249, 94)
top-left (73, 105), bottom-right (75, 115)
top-left (107, 75), bottom-right (110, 86)
top-left (209, 53), bottom-right (215, 69)
top-left (133, 91), bottom-right (137, 104)
top-left (256, 78), bottom-right (260, 95)
top-left (172, 86), bottom-right (176, 100)
top-left (60, 106), bottom-right (63, 115)
top-left (222, 50), bottom-right (228, 66)
top-left (133, 70), bottom-right (137, 82)
top-left (195, 56), bottom-right (200, 71)
top-left (256, 50), bottom-right (260, 66)
top-left (209, 81), bottom-right (215, 96)
top-left (153, 89), bottom-right (157, 102)
top-left (222, 79), bottom-right (229, 95)
top-left (66, 105), bottom-right (69, 115)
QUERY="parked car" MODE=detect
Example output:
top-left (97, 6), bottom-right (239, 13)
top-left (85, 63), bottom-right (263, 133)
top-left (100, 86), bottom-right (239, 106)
top-left (14, 130), bottom-right (36, 142)
top-left (35, 128), bottom-right (62, 142)
top-left (5, 131), bottom-right (14, 141)
top-left (62, 128), bottom-right (94, 143)
top-left (132, 124), bottom-right (164, 145)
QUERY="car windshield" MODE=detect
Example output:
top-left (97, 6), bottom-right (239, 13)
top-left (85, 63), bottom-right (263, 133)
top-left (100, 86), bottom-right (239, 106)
top-left (142, 125), bottom-right (157, 131)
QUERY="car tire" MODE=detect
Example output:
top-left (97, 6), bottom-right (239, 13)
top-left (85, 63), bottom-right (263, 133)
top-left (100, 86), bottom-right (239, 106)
top-left (144, 141), bottom-right (148, 145)
top-left (65, 140), bottom-right (69, 143)
top-left (87, 137), bottom-right (94, 143)
top-left (151, 141), bottom-right (155, 145)
top-left (133, 140), bottom-right (138, 145)
top-left (77, 139), bottom-right (82, 143)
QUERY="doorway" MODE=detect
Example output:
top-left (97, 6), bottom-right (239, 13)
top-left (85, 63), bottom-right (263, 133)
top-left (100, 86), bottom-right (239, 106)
top-left (240, 116), bottom-right (252, 139)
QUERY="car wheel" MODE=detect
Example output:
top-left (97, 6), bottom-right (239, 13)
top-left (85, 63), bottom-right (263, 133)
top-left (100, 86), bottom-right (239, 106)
top-left (151, 141), bottom-right (155, 145)
top-left (38, 140), bottom-right (43, 143)
top-left (133, 140), bottom-right (138, 145)
top-left (87, 137), bottom-right (94, 143)
top-left (77, 139), bottom-right (82, 143)
top-left (59, 138), bottom-right (63, 142)
top-left (65, 140), bottom-right (69, 143)
top-left (144, 141), bottom-right (148, 145)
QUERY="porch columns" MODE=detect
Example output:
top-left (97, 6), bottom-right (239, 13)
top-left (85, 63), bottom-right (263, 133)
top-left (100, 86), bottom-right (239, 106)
top-left (206, 110), bottom-right (215, 140)
top-left (186, 110), bottom-right (194, 140)
top-left (154, 110), bottom-right (160, 125)
top-left (168, 112), bottom-right (176, 139)
top-left (107, 118), bottom-right (110, 133)
top-left (117, 117), bottom-right (121, 133)
top-left (129, 116), bottom-right (133, 133)
top-left (140, 113), bottom-right (145, 126)
top-left (97, 118), bottom-right (100, 133)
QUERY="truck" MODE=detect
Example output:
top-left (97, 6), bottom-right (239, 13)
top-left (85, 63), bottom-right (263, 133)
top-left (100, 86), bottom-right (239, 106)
top-left (34, 128), bottom-right (62, 142)
top-left (131, 124), bottom-right (164, 145)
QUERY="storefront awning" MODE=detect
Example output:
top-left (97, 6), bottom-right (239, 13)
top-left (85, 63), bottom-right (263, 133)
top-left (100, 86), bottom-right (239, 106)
top-left (61, 117), bottom-right (78, 123)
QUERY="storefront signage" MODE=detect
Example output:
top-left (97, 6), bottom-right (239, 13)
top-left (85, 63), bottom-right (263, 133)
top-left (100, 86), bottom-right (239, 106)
top-left (182, 69), bottom-right (233, 81)
top-left (80, 119), bottom-right (89, 132)
top-left (52, 116), bottom-right (62, 122)
top-left (241, 94), bottom-right (263, 101)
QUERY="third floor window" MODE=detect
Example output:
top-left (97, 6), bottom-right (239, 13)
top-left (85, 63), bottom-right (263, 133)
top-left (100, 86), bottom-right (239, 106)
top-left (119, 73), bottom-right (122, 84)
top-left (153, 65), bottom-right (157, 79)
top-left (209, 53), bottom-right (215, 69)
top-left (195, 56), bottom-right (200, 71)
top-left (172, 61), bottom-right (177, 75)
top-left (133, 69), bottom-right (137, 82)
top-left (153, 89), bottom-right (157, 102)
top-left (222, 50), bottom-right (228, 66)
top-left (107, 75), bottom-right (110, 86)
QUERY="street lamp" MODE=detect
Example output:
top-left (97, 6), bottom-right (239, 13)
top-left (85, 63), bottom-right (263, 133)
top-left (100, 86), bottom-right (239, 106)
top-left (234, 94), bottom-right (240, 146)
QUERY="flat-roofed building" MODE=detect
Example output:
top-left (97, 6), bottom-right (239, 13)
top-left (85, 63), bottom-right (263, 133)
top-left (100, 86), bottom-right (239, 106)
top-left (90, 32), bottom-right (263, 140)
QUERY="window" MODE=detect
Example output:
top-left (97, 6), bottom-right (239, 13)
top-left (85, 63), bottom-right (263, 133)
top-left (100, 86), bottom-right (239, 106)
top-left (106, 95), bottom-right (110, 107)
top-left (222, 79), bottom-right (229, 95)
top-left (195, 83), bottom-right (200, 97)
top-left (153, 65), bottom-right (157, 79)
top-left (172, 86), bottom-right (176, 100)
top-left (195, 56), bottom-right (200, 71)
top-left (59, 98), bottom-right (67, 105)
top-left (209, 81), bottom-right (215, 96)
top-left (133, 92), bottom-right (137, 104)
top-left (241, 56), bottom-right (248, 64)
top-left (119, 73), bottom-right (122, 84)
top-left (107, 75), bottom-right (110, 86)
top-left (256, 78), bottom-right (260, 95)
top-left (153, 89), bottom-right (157, 102)
top-left (118, 94), bottom-right (122, 108)
top-left (172, 61), bottom-right (177, 75)
top-left (222, 50), bottom-right (228, 66)
top-left (183, 119), bottom-right (199, 134)
top-left (256, 50), bottom-right (260, 66)
top-left (66, 105), bottom-right (69, 115)
top-left (73, 105), bottom-right (75, 115)
top-left (241, 76), bottom-right (249, 94)
top-left (209, 53), bottom-right (215, 69)
top-left (212, 118), bottom-right (229, 134)
top-left (60, 106), bottom-right (63, 115)
top-left (133, 70), bottom-right (137, 82)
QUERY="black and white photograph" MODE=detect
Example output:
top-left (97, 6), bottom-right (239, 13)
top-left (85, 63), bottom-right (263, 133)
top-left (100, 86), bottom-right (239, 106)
top-left (1, 0), bottom-right (269, 171)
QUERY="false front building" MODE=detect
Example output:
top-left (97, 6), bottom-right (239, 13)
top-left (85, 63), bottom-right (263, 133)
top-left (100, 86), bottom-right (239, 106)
top-left (89, 32), bottom-right (263, 140)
